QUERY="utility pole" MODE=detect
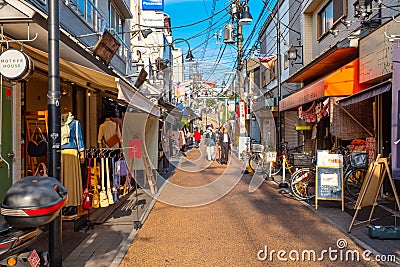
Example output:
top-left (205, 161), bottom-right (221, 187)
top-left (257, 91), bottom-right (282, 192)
top-left (236, 0), bottom-right (243, 137)
top-left (276, 0), bottom-right (287, 188)
top-left (235, 0), bottom-right (246, 155)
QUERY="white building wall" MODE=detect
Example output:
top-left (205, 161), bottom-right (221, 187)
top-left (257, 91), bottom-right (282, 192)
top-left (172, 48), bottom-right (184, 84)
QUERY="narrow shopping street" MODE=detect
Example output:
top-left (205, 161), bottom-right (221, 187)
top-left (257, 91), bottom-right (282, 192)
top-left (119, 148), bottom-right (378, 267)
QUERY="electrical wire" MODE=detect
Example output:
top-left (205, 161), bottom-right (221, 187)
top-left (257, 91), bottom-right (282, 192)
top-left (133, 5), bottom-right (231, 30)
top-left (200, 0), bottom-right (218, 60)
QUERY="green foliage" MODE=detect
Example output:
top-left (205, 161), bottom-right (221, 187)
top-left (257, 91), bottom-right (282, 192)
top-left (206, 98), bottom-right (216, 107)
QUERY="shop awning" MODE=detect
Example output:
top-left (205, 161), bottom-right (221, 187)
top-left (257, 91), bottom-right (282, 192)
top-left (158, 100), bottom-right (183, 120)
top-left (287, 46), bottom-right (358, 84)
top-left (337, 80), bottom-right (391, 106)
top-left (19, 43), bottom-right (159, 116)
top-left (186, 107), bottom-right (202, 121)
top-left (280, 59), bottom-right (368, 111)
top-left (117, 79), bottom-right (160, 117)
top-left (19, 44), bottom-right (115, 90)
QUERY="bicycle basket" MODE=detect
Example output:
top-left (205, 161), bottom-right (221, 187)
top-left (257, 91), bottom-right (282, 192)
top-left (289, 153), bottom-right (314, 167)
top-left (349, 152), bottom-right (368, 168)
top-left (252, 144), bottom-right (264, 153)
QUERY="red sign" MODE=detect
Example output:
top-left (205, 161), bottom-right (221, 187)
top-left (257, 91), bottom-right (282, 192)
top-left (128, 139), bottom-right (142, 158)
top-left (365, 137), bottom-right (376, 162)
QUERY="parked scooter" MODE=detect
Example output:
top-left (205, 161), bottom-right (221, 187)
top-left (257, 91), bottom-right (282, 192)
top-left (0, 176), bottom-right (68, 267)
top-left (0, 217), bottom-right (48, 267)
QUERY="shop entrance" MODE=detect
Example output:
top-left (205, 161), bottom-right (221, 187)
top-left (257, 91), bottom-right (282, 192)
top-left (0, 81), bottom-right (13, 201)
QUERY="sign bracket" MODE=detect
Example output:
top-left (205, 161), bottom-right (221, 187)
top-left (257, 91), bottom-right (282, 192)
top-left (0, 23), bottom-right (38, 47)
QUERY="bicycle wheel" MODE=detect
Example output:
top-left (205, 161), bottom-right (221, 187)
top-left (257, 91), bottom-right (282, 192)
top-left (249, 154), bottom-right (263, 172)
top-left (270, 159), bottom-right (282, 176)
top-left (345, 167), bottom-right (367, 198)
top-left (290, 168), bottom-right (316, 200)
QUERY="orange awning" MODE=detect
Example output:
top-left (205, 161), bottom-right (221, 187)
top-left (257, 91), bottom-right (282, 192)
top-left (287, 47), bottom-right (358, 84)
top-left (280, 59), bottom-right (368, 111)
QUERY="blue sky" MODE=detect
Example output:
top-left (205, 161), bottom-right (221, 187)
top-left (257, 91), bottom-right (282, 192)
top-left (163, 0), bottom-right (271, 84)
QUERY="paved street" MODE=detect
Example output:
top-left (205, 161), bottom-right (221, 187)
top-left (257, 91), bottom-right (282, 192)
top-left (119, 148), bottom-right (380, 267)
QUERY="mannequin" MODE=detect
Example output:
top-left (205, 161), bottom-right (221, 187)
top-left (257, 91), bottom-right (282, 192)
top-left (61, 111), bottom-right (85, 216)
top-left (98, 111), bottom-right (122, 148)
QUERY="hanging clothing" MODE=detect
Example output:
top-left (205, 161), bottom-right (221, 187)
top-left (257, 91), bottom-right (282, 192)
top-left (61, 148), bottom-right (83, 207)
top-left (61, 114), bottom-right (85, 151)
top-left (61, 113), bottom-right (85, 207)
top-left (98, 118), bottom-right (122, 148)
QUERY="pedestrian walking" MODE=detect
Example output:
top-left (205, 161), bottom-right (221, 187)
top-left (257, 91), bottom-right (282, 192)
top-left (193, 127), bottom-right (201, 148)
top-left (205, 127), bottom-right (216, 161)
top-left (219, 128), bottom-right (230, 164)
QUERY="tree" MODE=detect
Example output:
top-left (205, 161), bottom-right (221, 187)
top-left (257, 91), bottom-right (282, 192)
top-left (206, 98), bottom-right (216, 107)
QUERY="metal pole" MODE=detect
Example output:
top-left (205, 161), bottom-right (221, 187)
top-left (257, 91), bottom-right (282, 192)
top-left (225, 98), bottom-right (228, 125)
top-left (48, 0), bottom-right (62, 265)
top-left (276, 0), bottom-right (287, 188)
top-left (237, 1), bottom-right (243, 137)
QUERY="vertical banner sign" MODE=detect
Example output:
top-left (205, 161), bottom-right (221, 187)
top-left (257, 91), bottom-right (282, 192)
top-left (239, 100), bottom-right (246, 135)
top-left (392, 42), bottom-right (400, 179)
top-left (142, 0), bottom-right (164, 11)
top-left (239, 100), bottom-right (245, 125)
top-left (365, 137), bottom-right (376, 162)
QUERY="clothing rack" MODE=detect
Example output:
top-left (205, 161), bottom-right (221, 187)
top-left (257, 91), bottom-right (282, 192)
top-left (84, 147), bottom-right (133, 195)
top-left (84, 147), bottom-right (121, 159)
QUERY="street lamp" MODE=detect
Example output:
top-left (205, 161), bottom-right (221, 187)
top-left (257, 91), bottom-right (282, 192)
top-left (171, 38), bottom-right (195, 62)
top-left (287, 45), bottom-right (303, 66)
top-left (353, 0), bottom-right (373, 20)
top-left (130, 28), bottom-right (153, 40)
top-left (239, 5), bottom-right (253, 25)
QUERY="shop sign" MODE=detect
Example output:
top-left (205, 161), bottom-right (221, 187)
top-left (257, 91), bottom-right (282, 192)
top-left (265, 152), bottom-right (277, 162)
top-left (140, 12), bottom-right (164, 27)
top-left (239, 100), bottom-right (245, 126)
top-left (279, 80), bottom-right (324, 111)
top-left (142, 0), bottom-right (164, 11)
top-left (0, 49), bottom-right (32, 81)
top-left (365, 137), bottom-right (376, 162)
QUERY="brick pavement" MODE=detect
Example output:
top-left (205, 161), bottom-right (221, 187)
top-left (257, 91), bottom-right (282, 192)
top-left (63, 146), bottom-right (400, 266)
top-left (117, 148), bottom-right (382, 267)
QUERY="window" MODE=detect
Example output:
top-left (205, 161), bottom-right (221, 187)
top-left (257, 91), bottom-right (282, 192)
top-left (318, 0), bottom-right (345, 38)
top-left (68, 0), bottom-right (95, 28)
top-left (109, 3), bottom-right (125, 57)
top-left (109, 3), bottom-right (124, 40)
top-left (319, 1), bottom-right (334, 36)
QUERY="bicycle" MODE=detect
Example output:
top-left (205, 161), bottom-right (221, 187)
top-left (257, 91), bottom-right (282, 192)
top-left (344, 151), bottom-right (368, 198)
top-left (270, 142), bottom-right (304, 176)
top-left (248, 143), bottom-right (298, 174)
top-left (333, 147), bottom-right (368, 198)
top-left (248, 144), bottom-right (266, 173)
top-left (289, 161), bottom-right (316, 201)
